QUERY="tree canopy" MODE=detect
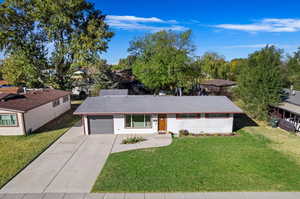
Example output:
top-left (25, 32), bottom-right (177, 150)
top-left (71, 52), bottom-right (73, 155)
top-left (0, 0), bottom-right (113, 89)
top-left (198, 52), bottom-right (230, 79)
top-left (129, 30), bottom-right (200, 93)
top-left (285, 48), bottom-right (300, 90)
top-left (237, 45), bottom-right (283, 120)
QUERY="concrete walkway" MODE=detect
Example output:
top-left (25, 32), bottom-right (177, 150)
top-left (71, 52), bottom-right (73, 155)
top-left (111, 134), bottom-right (172, 153)
top-left (0, 192), bottom-right (300, 199)
top-left (0, 126), bottom-right (116, 194)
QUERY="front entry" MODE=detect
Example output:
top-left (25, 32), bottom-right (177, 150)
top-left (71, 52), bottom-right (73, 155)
top-left (158, 114), bottom-right (167, 132)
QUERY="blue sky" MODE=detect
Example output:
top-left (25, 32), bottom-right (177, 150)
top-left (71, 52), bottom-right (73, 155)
top-left (1, 0), bottom-right (300, 63)
top-left (93, 0), bottom-right (300, 64)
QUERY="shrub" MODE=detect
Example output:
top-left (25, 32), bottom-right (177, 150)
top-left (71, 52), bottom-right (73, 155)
top-left (179, 129), bottom-right (189, 137)
top-left (121, 136), bottom-right (146, 144)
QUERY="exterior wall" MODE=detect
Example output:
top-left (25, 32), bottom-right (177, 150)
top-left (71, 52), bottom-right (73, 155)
top-left (0, 110), bottom-right (25, 135)
top-left (113, 114), bottom-right (158, 134)
top-left (24, 95), bottom-right (71, 133)
top-left (167, 114), bottom-right (233, 134)
top-left (83, 113), bottom-right (234, 135)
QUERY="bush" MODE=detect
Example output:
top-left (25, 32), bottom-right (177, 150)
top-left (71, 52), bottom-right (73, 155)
top-left (179, 129), bottom-right (189, 137)
top-left (121, 136), bottom-right (146, 144)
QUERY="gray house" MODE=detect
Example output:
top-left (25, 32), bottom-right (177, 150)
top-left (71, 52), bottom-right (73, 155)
top-left (74, 93), bottom-right (243, 135)
top-left (271, 89), bottom-right (300, 131)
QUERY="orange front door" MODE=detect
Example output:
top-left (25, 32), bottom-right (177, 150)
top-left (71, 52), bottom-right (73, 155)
top-left (158, 114), bottom-right (167, 131)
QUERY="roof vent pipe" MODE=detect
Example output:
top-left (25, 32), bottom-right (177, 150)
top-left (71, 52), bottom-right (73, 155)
top-left (23, 87), bottom-right (27, 94)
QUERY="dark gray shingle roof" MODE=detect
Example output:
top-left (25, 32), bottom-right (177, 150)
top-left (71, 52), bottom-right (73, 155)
top-left (74, 95), bottom-right (243, 115)
top-left (99, 89), bottom-right (128, 96)
top-left (283, 89), bottom-right (300, 106)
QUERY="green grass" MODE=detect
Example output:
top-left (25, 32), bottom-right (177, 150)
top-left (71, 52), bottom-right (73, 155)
top-left (245, 126), bottom-right (300, 166)
top-left (0, 105), bottom-right (80, 189)
top-left (93, 130), bottom-right (300, 192)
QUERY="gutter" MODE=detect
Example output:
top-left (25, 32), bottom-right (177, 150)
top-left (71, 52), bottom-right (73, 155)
top-left (73, 111), bottom-right (244, 115)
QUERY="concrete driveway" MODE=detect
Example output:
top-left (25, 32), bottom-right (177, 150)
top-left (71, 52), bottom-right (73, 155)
top-left (0, 125), bottom-right (116, 193)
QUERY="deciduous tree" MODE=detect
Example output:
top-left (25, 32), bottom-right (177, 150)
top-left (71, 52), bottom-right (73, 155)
top-left (285, 48), bottom-right (300, 90)
top-left (0, 0), bottom-right (113, 89)
top-left (129, 30), bottom-right (198, 93)
top-left (237, 45), bottom-right (283, 120)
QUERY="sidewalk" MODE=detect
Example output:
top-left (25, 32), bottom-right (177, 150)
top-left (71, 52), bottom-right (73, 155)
top-left (0, 192), bottom-right (300, 199)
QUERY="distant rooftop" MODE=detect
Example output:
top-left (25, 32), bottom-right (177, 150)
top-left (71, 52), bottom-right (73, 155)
top-left (0, 80), bottom-right (9, 85)
top-left (283, 89), bottom-right (300, 106)
top-left (201, 79), bottom-right (236, 87)
top-left (99, 89), bottom-right (128, 96)
top-left (74, 95), bottom-right (243, 115)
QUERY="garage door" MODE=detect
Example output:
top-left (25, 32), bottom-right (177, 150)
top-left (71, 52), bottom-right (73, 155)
top-left (88, 115), bottom-right (114, 134)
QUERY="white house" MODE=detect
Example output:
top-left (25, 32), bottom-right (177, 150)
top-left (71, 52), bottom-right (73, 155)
top-left (0, 89), bottom-right (71, 136)
top-left (74, 93), bottom-right (243, 135)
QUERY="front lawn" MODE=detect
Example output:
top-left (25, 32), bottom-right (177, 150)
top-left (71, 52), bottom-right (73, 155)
top-left (245, 125), bottom-right (300, 165)
top-left (93, 131), bottom-right (300, 192)
top-left (0, 104), bottom-right (80, 189)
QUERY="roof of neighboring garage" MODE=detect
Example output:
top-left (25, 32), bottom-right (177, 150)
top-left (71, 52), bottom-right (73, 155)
top-left (0, 89), bottom-right (70, 112)
top-left (74, 95), bottom-right (243, 115)
top-left (99, 89), bottom-right (128, 96)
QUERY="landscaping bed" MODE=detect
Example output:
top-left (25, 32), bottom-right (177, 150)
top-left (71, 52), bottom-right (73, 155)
top-left (0, 105), bottom-right (80, 189)
top-left (93, 130), bottom-right (300, 192)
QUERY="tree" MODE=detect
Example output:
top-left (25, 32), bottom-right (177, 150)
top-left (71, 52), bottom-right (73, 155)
top-left (285, 48), bottom-right (300, 90)
top-left (237, 45), bottom-right (283, 120)
top-left (1, 52), bottom-right (43, 87)
top-left (228, 58), bottom-right (247, 81)
top-left (0, 0), bottom-right (113, 89)
top-left (113, 55), bottom-right (137, 70)
top-left (200, 52), bottom-right (229, 79)
top-left (91, 59), bottom-right (121, 95)
top-left (0, 59), bottom-right (3, 80)
top-left (129, 30), bottom-right (198, 93)
top-left (0, 0), bottom-right (48, 87)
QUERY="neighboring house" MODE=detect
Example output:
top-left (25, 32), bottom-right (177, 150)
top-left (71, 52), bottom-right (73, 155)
top-left (0, 80), bottom-right (22, 94)
top-left (270, 89), bottom-right (300, 131)
top-left (0, 89), bottom-right (71, 136)
top-left (99, 89), bottom-right (128, 96)
top-left (74, 93), bottom-right (243, 135)
top-left (200, 79), bottom-right (236, 97)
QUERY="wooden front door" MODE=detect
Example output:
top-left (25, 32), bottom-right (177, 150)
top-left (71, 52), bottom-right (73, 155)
top-left (158, 114), bottom-right (167, 132)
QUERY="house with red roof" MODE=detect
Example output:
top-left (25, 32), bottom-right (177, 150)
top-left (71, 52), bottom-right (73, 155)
top-left (0, 89), bottom-right (71, 135)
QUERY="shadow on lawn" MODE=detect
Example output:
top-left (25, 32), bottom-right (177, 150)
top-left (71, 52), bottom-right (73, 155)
top-left (233, 113), bottom-right (258, 131)
top-left (33, 102), bottom-right (81, 134)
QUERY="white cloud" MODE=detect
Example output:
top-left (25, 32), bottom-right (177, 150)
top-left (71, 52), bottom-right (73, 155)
top-left (215, 18), bottom-right (300, 32)
top-left (106, 15), bottom-right (186, 32)
top-left (106, 15), bottom-right (165, 23)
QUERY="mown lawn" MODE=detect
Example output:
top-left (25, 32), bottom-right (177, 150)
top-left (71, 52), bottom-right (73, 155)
top-left (0, 105), bottom-right (80, 189)
top-left (245, 125), bottom-right (300, 165)
top-left (93, 130), bottom-right (300, 192)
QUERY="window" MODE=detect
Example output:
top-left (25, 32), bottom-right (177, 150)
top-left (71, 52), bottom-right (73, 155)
top-left (176, 113), bottom-right (200, 119)
top-left (0, 114), bottom-right (17, 126)
top-left (52, 99), bottom-right (60, 107)
top-left (63, 95), bottom-right (69, 103)
top-left (125, 114), bottom-right (152, 128)
top-left (205, 113), bottom-right (230, 118)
